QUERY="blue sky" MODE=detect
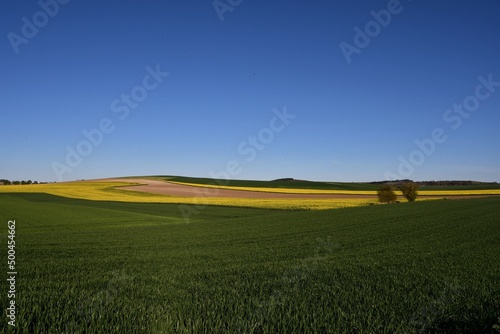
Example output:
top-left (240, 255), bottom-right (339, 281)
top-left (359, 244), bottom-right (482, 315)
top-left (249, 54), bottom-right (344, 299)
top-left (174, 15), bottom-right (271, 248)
top-left (1, 0), bottom-right (499, 182)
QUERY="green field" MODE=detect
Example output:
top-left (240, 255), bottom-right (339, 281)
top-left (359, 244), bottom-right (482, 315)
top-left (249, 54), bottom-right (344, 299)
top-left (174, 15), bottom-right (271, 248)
top-left (1, 193), bottom-right (499, 333)
top-left (162, 175), bottom-right (381, 191)
top-left (157, 175), bottom-right (500, 192)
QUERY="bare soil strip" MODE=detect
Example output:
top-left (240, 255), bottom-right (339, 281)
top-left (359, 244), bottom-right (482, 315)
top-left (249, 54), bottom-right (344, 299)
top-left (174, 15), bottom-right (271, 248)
top-left (99, 178), bottom-right (490, 200)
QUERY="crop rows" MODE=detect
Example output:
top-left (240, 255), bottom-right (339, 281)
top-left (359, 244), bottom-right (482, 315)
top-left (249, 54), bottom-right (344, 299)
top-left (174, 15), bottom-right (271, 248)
top-left (0, 194), bottom-right (499, 333)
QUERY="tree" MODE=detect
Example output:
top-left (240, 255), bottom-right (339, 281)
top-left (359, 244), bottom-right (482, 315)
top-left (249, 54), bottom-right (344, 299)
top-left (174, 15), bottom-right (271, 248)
top-left (377, 185), bottom-right (397, 204)
top-left (399, 182), bottom-right (418, 202)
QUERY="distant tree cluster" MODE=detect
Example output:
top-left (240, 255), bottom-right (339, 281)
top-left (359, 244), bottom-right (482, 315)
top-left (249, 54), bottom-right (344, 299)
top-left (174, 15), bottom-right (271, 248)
top-left (377, 182), bottom-right (419, 204)
top-left (0, 179), bottom-right (39, 185)
top-left (417, 180), bottom-right (499, 186)
top-left (371, 180), bottom-right (498, 187)
top-left (371, 179), bottom-right (413, 185)
top-left (272, 178), bottom-right (295, 182)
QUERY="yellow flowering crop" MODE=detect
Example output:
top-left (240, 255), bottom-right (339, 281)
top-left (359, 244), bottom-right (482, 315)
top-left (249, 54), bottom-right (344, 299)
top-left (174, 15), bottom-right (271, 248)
top-left (1, 180), bottom-right (494, 210)
top-left (417, 189), bottom-right (500, 195)
top-left (0, 181), bottom-right (377, 210)
top-left (168, 181), bottom-right (500, 196)
top-left (167, 181), bottom-right (377, 195)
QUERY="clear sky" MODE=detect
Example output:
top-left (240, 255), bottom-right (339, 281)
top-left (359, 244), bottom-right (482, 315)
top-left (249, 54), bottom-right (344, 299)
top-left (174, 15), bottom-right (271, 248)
top-left (1, 0), bottom-right (499, 182)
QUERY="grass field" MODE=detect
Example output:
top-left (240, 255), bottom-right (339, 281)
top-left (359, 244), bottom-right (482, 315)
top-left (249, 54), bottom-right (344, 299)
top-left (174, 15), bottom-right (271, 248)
top-left (163, 175), bottom-right (381, 191)
top-left (164, 175), bottom-right (500, 192)
top-left (1, 193), bottom-right (499, 333)
top-left (162, 176), bottom-right (500, 196)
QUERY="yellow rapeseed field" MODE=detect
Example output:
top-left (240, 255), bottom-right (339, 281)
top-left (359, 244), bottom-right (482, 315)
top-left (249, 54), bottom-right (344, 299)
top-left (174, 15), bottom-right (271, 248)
top-left (167, 181), bottom-right (377, 195)
top-left (1, 180), bottom-right (495, 210)
top-left (0, 181), bottom-right (376, 210)
top-left (168, 181), bottom-right (500, 196)
top-left (415, 189), bottom-right (500, 195)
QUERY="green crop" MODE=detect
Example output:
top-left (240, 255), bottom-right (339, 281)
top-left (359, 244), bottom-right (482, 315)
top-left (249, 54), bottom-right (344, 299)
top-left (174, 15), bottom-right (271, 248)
top-left (0, 194), bottom-right (499, 333)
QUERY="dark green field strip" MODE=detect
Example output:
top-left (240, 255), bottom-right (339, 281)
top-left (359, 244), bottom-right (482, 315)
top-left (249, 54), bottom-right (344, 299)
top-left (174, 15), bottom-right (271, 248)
top-left (0, 194), bottom-right (499, 333)
top-left (162, 175), bottom-right (380, 191)
top-left (419, 184), bottom-right (500, 190)
top-left (112, 175), bottom-right (500, 191)
top-left (0, 193), bottom-right (278, 230)
top-left (159, 175), bottom-right (500, 191)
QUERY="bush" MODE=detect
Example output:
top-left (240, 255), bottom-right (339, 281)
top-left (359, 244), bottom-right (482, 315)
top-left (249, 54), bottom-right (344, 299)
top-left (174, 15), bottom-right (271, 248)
top-left (377, 185), bottom-right (397, 204)
top-left (399, 182), bottom-right (418, 202)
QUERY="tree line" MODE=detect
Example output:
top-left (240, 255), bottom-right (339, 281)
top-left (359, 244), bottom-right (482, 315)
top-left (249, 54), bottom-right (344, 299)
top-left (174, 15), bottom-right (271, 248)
top-left (371, 179), bottom-right (498, 186)
top-left (0, 179), bottom-right (41, 185)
